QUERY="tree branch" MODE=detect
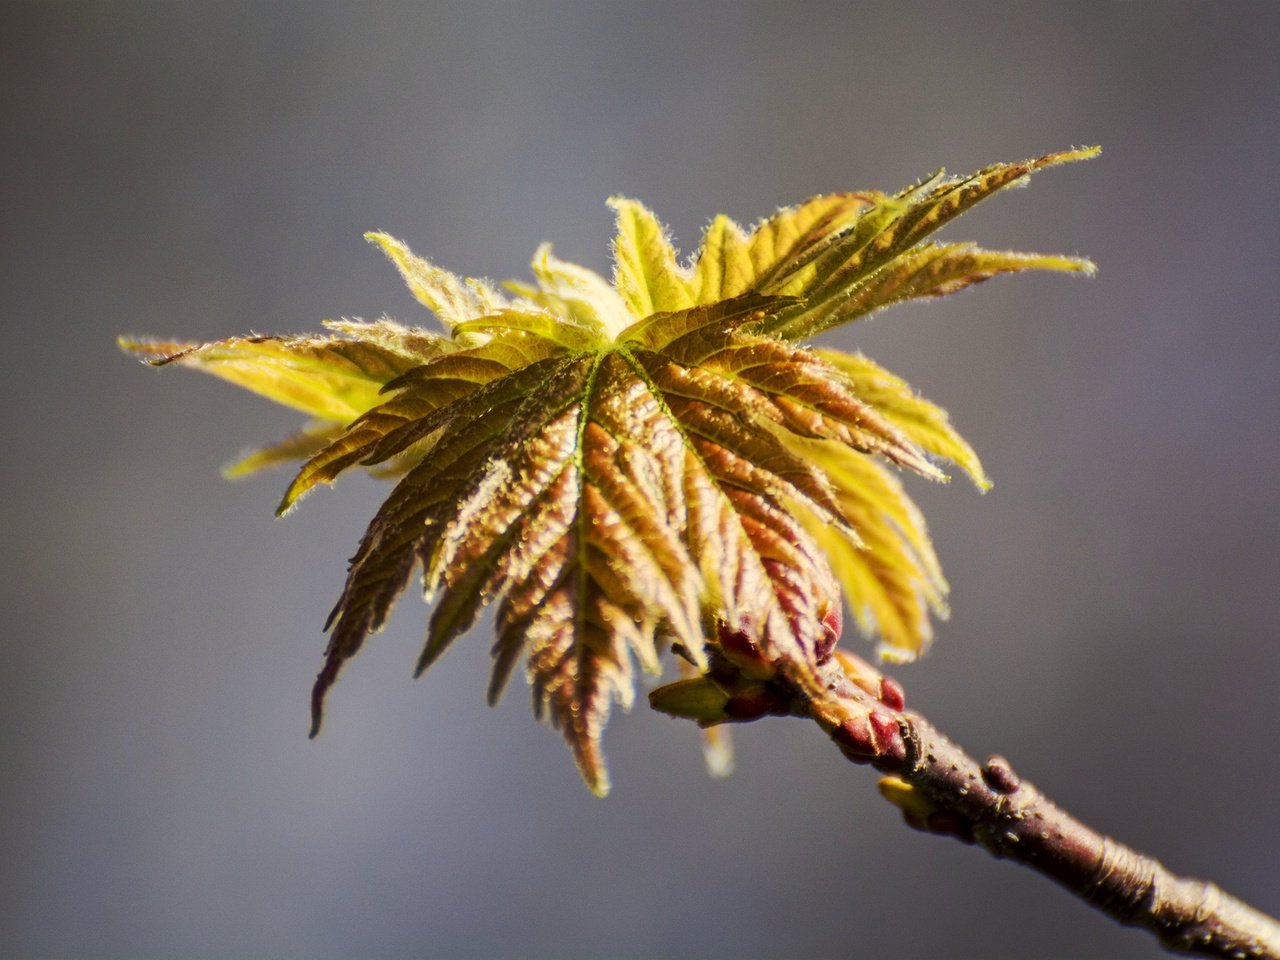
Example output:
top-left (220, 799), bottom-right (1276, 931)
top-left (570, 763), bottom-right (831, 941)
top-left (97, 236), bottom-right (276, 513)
top-left (651, 651), bottom-right (1280, 959)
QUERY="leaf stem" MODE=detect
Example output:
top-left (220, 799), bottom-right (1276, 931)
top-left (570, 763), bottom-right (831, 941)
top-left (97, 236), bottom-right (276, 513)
top-left (808, 662), bottom-right (1280, 959)
top-left (656, 656), bottom-right (1280, 959)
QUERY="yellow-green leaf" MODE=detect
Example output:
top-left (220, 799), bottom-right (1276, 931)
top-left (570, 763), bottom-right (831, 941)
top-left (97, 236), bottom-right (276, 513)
top-left (759, 147), bottom-right (1100, 340)
top-left (123, 147), bottom-right (1096, 792)
top-left (453, 309), bottom-right (604, 353)
top-left (691, 214), bottom-right (753, 302)
top-left (816, 348), bottom-right (990, 489)
top-left (746, 193), bottom-right (874, 297)
top-left (528, 242), bottom-right (632, 338)
top-left (118, 333), bottom-right (425, 424)
top-left (618, 293), bottom-right (796, 352)
top-left (222, 422), bottom-right (345, 479)
top-left (608, 196), bottom-right (694, 317)
top-left (788, 436), bottom-right (947, 661)
top-left (279, 351), bottom-right (554, 514)
top-left (365, 231), bottom-right (507, 327)
top-left (322, 317), bottom-right (457, 360)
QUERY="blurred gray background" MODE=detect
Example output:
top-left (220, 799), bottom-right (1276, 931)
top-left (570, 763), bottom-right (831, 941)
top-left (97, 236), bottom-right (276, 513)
top-left (3, 2), bottom-right (1277, 958)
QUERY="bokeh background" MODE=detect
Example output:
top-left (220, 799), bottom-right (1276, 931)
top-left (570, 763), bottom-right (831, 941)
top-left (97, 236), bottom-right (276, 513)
top-left (3, 3), bottom-right (1278, 958)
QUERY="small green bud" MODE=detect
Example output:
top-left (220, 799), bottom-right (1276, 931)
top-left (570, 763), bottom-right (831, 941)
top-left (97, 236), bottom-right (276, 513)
top-left (648, 676), bottom-right (731, 723)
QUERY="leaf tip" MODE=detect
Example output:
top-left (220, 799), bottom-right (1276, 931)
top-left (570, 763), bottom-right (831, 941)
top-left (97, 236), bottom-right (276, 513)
top-left (606, 194), bottom-right (655, 225)
top-left (413, 627), bottom-right (452, 679)
top-left (220, 460), bottom-right (252, 482)
top-left (582, 762), bottom-right (612, 798)
top-left (117, 335), bottom-right (194, 366)
top-left (364, 230), bottom-right (405, 263)
top-left (275, 460), bottom-right (337, 516)
top-left (1033, 144), bottom-right (1102, 171)
top-left (309, 658), bottom-right (342, 739)
top-left (308, 696), bottom-right (325, 740)
top-left (875, 642), bottom-right (925, 665)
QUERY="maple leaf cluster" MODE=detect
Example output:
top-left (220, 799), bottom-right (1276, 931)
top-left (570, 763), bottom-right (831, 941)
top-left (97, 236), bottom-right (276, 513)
top-left (122, 148), bottom-right (1097, 795)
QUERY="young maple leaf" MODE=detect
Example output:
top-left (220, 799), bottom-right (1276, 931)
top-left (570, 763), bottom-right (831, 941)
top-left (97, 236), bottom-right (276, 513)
top-left (121, 147), bottom-right (1097, 796)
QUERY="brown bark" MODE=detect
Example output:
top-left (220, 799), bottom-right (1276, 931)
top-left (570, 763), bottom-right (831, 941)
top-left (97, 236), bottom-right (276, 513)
top-left (881, 714), bottom-right (1278, 958)
top-left (653, 652), bottom-right (1280, 959)
top-left (812, 660), bottom-right (1280, 959)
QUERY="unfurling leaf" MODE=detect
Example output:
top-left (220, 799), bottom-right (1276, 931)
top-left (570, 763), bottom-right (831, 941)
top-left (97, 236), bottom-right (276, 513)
top-left (122, 148), bottom-right (1096, 793)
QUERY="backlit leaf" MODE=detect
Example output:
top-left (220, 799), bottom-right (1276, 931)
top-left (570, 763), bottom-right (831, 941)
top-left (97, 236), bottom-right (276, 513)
top-left (221, 422), bottom-right (344, 479)
top-left (123, 148), bottom-right (1096, 792)
top-left (758, 146), bottom-right (1099, 340)
top-left (527, 242), bottom-right (632, 338)
top-left (609, 196), bottom-right (695, 317)
top-left (816, 348), bottom-right (990, 490)
top-left (365, 231), bottom-right (507, 327)
top-left (118, 333), bottom-right (428, 423)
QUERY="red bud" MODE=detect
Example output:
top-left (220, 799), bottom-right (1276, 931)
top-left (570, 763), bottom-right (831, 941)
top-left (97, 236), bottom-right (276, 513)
top-left (981, 755), bottom-right (1021, 794)
top-left (868, 709), bottom-right (906, 765)
top-left (877, 676), bottom-right (906, 712)
top-left (715, 621), bottom-right (776, 679)
top-left (815, 603), bottom-right (843, 663)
